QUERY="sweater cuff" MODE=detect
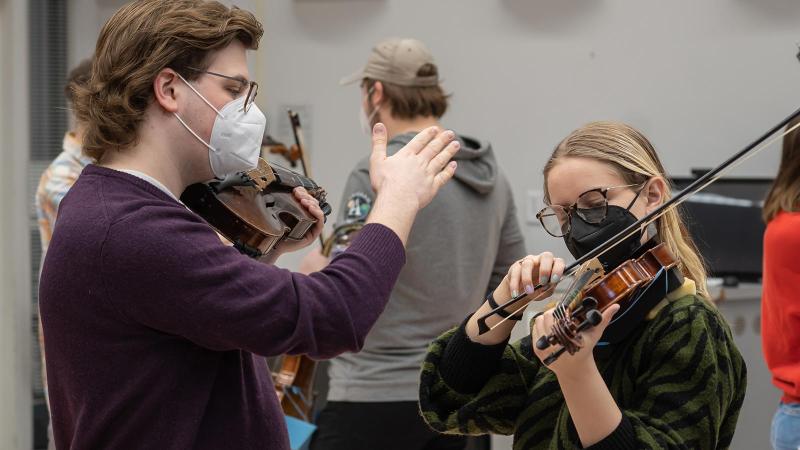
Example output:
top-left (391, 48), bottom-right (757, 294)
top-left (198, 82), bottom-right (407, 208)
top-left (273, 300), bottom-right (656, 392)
top-left (584, 415), bottom-right (637, 450)
top-left (346, 223), bottom-right (406, 272)
top-left (437, 316), bottom-right (509, 394)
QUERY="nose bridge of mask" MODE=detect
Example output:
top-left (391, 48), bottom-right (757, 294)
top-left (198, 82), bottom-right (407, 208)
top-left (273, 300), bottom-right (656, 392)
top-left (209, 99), bottom-right (265, 163)
top-left (564, 204), bottom-right (642, 267)
top-left (212, 99), bottom-right (265, 145)
top-left (220, 95), bottom-right (260, 125)
top-left (570, 215), bottom-right (608, 243)
top-left (175, 72), bottom-right (224, 118)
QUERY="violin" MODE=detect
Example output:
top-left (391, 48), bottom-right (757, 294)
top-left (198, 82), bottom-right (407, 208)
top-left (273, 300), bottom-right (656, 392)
top-left (181, 157), bottom-right (331, 259)
top-left (476, 103), bottom-right (800, 365)
top-left (534, 242), bottom-right (678, 365)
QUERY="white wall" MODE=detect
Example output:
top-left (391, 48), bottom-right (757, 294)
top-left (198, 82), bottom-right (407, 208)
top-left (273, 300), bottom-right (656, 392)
top-left (66, 0), bottom-right (800, 256)
top-left (260, 0), bottom-right (800, 267)
top-left (68, 0), bottom-right (128, 65)
top-left (0, 0), bottom-right (32, 448)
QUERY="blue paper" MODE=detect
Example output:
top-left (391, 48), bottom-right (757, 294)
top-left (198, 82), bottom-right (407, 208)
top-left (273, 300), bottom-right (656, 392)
top-left (284, 415), bottom-right (316, 450)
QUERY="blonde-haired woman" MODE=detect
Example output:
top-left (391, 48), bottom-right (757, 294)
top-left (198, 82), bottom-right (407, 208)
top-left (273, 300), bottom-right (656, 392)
top-left (761, 116), bottom-right (800, 450)
top-left (419, 122), bottom-right (746, 449)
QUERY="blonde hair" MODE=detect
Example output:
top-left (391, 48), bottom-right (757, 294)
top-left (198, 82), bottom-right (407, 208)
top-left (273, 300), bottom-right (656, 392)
top-left (763, 115), bottom-right (800, 222)
top-left (72, 0), bottom-right (263, 161)
top-left (543, 121), bottom-right (710, 300)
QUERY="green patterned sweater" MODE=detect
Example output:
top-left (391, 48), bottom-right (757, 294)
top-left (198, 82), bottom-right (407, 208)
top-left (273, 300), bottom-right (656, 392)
top-left (419, 292), bottom-right (746, 449)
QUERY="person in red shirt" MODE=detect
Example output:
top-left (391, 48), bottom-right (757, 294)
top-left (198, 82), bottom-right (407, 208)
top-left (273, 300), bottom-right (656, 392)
top-left (762, 115), bottom-right (800, 450)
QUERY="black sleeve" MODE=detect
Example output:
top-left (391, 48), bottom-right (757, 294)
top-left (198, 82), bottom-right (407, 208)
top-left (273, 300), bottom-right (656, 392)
top-left (584, 415), bottom-right (638, 450)
top-left (437, 316), bottom-right (510, 394)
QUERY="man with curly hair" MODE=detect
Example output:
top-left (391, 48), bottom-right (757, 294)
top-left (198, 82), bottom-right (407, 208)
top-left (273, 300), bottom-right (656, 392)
top-left (38, 1), bottom-right (459, 449)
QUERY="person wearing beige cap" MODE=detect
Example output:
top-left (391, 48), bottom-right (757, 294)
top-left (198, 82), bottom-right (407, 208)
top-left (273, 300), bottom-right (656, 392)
top-left (306, 37), bottom-right (527, 450)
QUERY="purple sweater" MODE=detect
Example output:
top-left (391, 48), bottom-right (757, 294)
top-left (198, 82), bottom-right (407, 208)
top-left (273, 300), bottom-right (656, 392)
top-left (39, 165), bottom-right (406, 449)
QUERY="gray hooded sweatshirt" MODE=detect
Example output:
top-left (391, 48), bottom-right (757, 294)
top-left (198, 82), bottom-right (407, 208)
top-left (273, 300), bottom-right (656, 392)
top-left (326, 132), bottom-right (527, 402)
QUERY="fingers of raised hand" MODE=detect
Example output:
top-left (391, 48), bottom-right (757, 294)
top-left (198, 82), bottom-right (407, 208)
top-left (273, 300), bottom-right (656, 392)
top-left (306, 199), bottom-right (325, 221)
top-left (370, 123), bottom-right (388, 164)
top-left (432, 161), bottom-right (457, 190)
top-left (597, 304), bottom-right (620, 333)
top-left (533, 312), bottom-right (554, 344)
top-left (397, 126), bottom-right (440, 156)
top-left (428, 139), bottom-right (460, 174)
top-left (532, 310), bottom-right (559, 357)
top-left (418, 129), bottom-right (456, 161)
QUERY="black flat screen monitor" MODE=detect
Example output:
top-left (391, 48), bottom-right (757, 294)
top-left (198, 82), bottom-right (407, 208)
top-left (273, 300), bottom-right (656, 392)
top-left (671, 175), bottom-right (773, 283)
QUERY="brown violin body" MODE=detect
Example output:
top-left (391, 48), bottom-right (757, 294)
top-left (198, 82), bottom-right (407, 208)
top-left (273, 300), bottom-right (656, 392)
top-left (582, 242), bottom-right (678, 311)
top-left (181, 158), bottom-right (331, 259)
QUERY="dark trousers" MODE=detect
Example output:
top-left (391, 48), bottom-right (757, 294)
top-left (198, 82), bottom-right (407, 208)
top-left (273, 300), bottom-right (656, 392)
top-left (309, 401), bottom-right (469, 450)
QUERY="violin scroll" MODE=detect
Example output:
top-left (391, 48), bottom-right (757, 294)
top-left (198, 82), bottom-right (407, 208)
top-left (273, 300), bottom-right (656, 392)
top-left (541, 310), bottom-right (603, 366)
top-left (535, 296), bottom-right (598, 351)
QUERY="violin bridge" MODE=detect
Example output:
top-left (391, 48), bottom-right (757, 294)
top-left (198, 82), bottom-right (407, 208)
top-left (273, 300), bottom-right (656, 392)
top-left (558, 258), bottom-right (605, 311)
top-left (581, 258), bottom-right (605, 285)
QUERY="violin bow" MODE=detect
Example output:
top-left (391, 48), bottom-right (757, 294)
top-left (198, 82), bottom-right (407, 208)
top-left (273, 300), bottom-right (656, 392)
top-left (477, 105), bottom-right (800, 335)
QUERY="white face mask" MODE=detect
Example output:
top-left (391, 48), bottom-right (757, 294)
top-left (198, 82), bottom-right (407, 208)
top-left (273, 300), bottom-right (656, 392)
top-left (174, 73), bottom-right (267, 178)
top-left (359, 86), bottom-right (380, 135)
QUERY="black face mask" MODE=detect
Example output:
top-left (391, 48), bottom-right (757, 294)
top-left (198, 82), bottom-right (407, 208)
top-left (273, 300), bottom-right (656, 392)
top-left (563, 205), bottom-right (643, 272)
